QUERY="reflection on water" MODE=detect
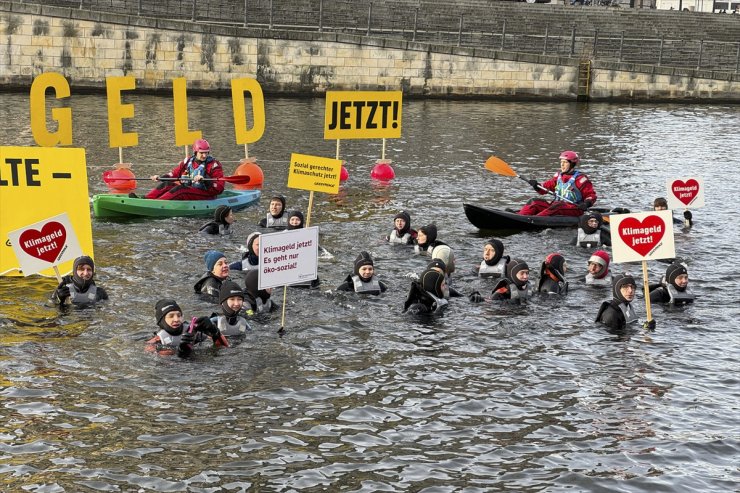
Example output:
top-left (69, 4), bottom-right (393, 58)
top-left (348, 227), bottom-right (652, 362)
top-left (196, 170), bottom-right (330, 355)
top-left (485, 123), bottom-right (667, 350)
top-left (1, 93), bottom-right (739, 491)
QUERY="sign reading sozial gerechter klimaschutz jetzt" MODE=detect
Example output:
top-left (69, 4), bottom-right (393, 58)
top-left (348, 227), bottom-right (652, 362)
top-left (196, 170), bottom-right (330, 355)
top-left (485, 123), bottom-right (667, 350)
top-left (324, 91), bottom-right (402, 140)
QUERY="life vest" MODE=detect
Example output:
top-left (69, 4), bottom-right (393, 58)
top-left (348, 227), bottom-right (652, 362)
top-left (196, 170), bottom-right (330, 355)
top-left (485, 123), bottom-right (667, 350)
top-left (351, 274), bottom-right (382, 295)
top-left (255, 297), bottom-right (274, 313)
top-left (576, 228), bottom-right (601, 248)
top-left (478, 258), bottom-right (507, 278)
top-left (240, 258), bottom-right (259, 271)
top-left (264, 213), bottom-right (288, 228)
top-left (618, 301), bottom-right (638, 325)
top-left (180, 156), bottom-right (213, 190)
top-left (585, 273), bottom-right (612, 286)
top-left (219, 223), bottom-right (231, 236)
top-left (666, 285), bottom-right (696, 305)
top-left (65, 283), bottom-right (98, 304)
top-left (155, 328), bottom-right (183, 348)
top-left (596, 300), bottom-right (638, 329)
top-left (388, 230), bottom-right (412, 245)
top-left (509, 281), bottom-right (531, 303)
top-left (414, 243), bottom-right (430, 255)
top-left (216, 315), bottom-right (250, 336)
top-left (555, 171), bottom-right (583, 203)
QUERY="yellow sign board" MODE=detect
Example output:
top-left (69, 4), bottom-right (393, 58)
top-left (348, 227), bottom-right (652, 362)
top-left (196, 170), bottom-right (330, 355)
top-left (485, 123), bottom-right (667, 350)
top-left (324, 91), bottom-right (402, 140)
top-left (0, 146), bottom-right (93, 277)
top-left (287, 153), bottom-right (342, 195)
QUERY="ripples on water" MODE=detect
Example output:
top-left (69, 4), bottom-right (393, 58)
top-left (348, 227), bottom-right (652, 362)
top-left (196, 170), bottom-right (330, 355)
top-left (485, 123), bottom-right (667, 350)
top-left (1, 94), bottom-right (739, 492)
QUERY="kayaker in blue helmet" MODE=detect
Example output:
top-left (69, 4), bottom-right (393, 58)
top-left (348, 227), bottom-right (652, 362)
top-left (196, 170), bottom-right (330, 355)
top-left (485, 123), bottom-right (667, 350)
top-left (258, 195), bottom-right (288, 228)
top-left (518, 150), bottom-right (597, 217)
top-left (51, 255), bottom-right (109, 306)
top-left (142, 138), bottom-right (225, 201)
top-left (199, 205), bottom-right (235, 236)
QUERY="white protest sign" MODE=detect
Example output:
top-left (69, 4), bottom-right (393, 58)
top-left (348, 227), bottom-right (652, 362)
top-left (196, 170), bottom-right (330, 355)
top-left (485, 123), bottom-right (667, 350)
top-left (258, 227), bottom-right (319, 290)
top-left (666, 177), bottom-right (704, 209)
top-left (610, 210), bottom-right (675, 263)
top-left (7, 212), bottom-right (84, 276)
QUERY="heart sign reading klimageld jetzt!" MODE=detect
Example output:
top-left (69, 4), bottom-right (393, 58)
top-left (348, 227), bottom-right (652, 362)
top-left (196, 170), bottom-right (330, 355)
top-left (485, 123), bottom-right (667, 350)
top-left (671, 179), bottom-right (700, 206)
top-left (7, 212), bottom-right (84, 277)
top-left (618, 215), bottom-right (665, 257)
top-left (18, 221), bottom-right (67, 263)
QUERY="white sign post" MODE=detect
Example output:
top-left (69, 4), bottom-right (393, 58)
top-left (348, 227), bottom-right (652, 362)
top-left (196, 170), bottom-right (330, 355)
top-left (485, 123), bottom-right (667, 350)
top-left (258, 227), bottom-right (319, 289)
top-left (666, 177), bottom-right (704, 228)
top-left (7, 212), bottom-right (84, 281)
top-left (610, 210), bottom-right (676, 325)
top-left (258, 227), bottom-right (319, 333)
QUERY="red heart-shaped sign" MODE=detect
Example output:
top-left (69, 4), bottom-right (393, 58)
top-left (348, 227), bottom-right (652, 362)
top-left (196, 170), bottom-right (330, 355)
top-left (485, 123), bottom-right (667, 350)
top-left (671, 179), bottom-right (700, 206)
top-left (19, 221), bottom-right (67, 263)
top-left (618, 215), bottom-right (666, 257)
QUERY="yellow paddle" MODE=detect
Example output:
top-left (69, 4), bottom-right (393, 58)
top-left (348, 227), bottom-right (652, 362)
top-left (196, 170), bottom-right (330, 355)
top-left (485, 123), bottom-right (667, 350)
top-left (484, 156), bottom-right (576, 205)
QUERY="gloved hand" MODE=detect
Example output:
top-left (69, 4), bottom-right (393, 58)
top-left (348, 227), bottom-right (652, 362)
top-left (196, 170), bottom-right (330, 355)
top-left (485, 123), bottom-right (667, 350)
top-left (53, 284), bottom-right (70, 303)
top-left (578, 199), bottom-right (593, 210)
top-left (643, 319), bottom-right (656, 331)
top-left (180, 330), bottom-right (195, 346)
top-left (528, 179), bottom-right (540, 192)
top-left (193, 316), bottom-right (218, 337)
top-left (469, 291), bottom-right (484, 303)
top-left (178, 331), bottom-right (195, 358)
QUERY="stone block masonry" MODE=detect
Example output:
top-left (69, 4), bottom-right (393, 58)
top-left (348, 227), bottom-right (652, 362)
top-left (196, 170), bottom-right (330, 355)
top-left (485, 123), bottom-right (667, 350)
top-left (0, 2), bottom-right (738, 101)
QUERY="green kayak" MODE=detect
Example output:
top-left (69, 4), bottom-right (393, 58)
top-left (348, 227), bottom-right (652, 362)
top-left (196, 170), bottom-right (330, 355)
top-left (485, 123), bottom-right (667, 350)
top-left (92, 190), bottom-right (261, 219)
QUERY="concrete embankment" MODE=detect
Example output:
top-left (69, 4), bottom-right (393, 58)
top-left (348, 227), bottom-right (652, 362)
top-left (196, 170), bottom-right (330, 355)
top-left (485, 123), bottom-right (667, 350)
top-left (0, 1), bottom-right (738, 101)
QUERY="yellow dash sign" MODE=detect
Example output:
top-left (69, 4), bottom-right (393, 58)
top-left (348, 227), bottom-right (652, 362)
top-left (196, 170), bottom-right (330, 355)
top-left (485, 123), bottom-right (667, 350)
top-left (324, 91), bottom-right (402, 140)
top-left (287, 153), bottom-right (342, 195)
top-left (0, 146), bottom-right (93, 277)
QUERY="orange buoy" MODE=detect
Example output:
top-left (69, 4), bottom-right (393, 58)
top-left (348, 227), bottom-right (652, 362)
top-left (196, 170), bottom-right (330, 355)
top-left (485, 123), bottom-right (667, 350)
top-left (102, 163), bottom-right (136, 193)
top-left (371, 159), bottom-right (395, 181)
top-left (233, 157), bottom-right (264, 189)
top-left (340, 164), bottom-right (349, 181)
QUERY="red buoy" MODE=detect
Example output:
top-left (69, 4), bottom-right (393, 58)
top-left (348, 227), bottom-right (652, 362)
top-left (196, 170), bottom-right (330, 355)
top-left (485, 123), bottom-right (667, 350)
top-left (340, 164), bottom-right (349, 181)
top-left (234, 158), bottom-right (264, 189)
top-left (371, 159), bottom-right (395, 181)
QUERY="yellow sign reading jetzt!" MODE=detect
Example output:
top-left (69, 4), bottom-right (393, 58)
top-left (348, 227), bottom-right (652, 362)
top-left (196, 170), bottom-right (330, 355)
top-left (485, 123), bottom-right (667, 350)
top-left (0, 146), bottom-right (93, 277)
top-left (287, 153), bottom-right (342, 195)
top-left (324, 91), bottom-right (402, 140)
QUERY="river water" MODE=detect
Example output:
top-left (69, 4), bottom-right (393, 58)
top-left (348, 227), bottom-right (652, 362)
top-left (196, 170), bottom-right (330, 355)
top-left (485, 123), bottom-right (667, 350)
top-left (1, 93), bottom-right (738, 492)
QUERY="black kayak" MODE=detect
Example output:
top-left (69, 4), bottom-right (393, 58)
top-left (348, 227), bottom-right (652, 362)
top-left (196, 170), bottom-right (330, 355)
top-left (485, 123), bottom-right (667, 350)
top-left (463, 203), bottom-right (614, 232)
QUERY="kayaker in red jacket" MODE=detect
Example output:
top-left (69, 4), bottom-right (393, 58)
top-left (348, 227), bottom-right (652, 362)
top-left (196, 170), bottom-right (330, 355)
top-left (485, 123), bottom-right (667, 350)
top-left (517, 151), bottom-right (596, 217)
top-left (143, 139), bottom-right (225, 200)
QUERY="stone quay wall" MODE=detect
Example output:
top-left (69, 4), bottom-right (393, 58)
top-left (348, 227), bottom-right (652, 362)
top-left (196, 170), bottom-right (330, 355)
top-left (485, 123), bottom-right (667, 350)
top-left (0, 1), bottom-right (738, 101)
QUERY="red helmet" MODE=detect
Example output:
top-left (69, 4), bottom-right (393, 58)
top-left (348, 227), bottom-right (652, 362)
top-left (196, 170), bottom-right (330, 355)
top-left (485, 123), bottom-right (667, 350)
top-left (193, 139), bottom-right (211, 152)
top-left (559, 150), bottom-right (580, 166)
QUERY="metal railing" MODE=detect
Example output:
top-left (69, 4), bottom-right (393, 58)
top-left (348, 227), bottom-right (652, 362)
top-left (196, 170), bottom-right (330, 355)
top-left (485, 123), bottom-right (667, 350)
top-left (23, 0), bottom-right (740, 73)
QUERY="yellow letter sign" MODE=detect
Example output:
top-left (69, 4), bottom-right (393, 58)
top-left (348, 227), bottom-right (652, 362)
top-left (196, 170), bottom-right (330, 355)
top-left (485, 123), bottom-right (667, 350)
top-left (29, 72), bottom-right (73, 147)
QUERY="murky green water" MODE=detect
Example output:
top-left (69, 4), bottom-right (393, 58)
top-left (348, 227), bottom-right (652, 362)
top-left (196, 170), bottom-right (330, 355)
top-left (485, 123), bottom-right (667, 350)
top-left (1, 93), bottom-right (738, 492)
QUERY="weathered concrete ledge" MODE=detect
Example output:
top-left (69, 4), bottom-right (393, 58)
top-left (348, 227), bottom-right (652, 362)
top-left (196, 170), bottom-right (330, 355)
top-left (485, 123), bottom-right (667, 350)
top-left (0, 1), bottom-right (738, 101)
